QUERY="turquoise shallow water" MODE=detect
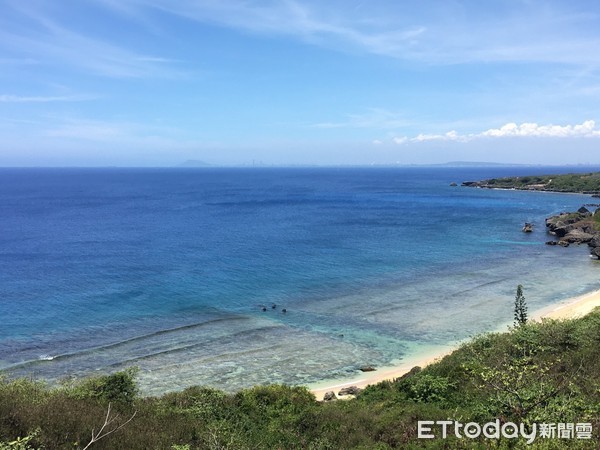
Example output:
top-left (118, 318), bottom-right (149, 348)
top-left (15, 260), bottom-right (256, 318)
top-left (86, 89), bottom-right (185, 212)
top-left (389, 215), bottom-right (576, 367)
top-left (1, 166), bottom-right (599, 394)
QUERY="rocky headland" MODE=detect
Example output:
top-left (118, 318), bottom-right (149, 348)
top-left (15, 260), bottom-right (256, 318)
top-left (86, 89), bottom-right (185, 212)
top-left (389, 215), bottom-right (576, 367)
top-left (545, 206), bottom-right (600, 259)
top-left (462, 171), bottom-right (600, 259)
top-left (461, 171), bottom-right (600, 194)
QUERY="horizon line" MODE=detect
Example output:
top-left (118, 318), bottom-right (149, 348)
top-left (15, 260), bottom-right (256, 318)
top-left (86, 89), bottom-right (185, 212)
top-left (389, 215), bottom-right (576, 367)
top-left (2, 162), bottom-right (600, 169)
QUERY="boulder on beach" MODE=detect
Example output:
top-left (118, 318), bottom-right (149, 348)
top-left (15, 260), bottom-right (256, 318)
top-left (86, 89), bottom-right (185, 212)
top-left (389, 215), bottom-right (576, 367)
top-left (323, 391), bottom-right (337, 401)
top-left (338, 386), bottom-right (362, 396)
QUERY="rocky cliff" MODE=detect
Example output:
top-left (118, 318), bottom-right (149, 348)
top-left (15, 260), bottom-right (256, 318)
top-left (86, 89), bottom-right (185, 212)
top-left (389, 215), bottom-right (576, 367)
top-left (545, 206), bottom-right (600, 259)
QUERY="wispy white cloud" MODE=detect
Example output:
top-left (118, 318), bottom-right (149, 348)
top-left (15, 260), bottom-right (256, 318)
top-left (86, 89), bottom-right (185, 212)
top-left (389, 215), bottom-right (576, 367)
top-left (5, 30), bottom-right (179, 79)
top-left (0, 2), bottom-right (184, 79)
top-left (95, 0), bottom-right (600, 66)
top-left (94, 0), bottom-right (431, 60)
top-left (312, 108), bottom-right (413, 129)
top-left (392, 120), bottom-right (600, 144)
top-left (0, 94), bottom-right (97, 103)
top-left (0, 57), bottom-right (39, 66)
top-left (42, 117), bottom-right (194, 147)
top-left (45, 119), bottom-right (129, 141)
top-left (3, 1), bottom-right (598, 80)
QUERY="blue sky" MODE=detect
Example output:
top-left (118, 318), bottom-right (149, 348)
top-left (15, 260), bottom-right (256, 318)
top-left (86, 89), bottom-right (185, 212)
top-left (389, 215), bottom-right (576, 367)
top-left (1, 0), bottom-right (600, 166)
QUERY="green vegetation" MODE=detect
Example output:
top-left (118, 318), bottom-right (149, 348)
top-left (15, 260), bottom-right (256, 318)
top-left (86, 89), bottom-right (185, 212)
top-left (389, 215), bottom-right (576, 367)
top-left (472, 172), bottom-right (600, 193)
top-left (1, 310), bottom-right (599, 448)
top-left (514, 284), bottom-right (528, 327)
top-left (594, 209), bottom-right (600, 227)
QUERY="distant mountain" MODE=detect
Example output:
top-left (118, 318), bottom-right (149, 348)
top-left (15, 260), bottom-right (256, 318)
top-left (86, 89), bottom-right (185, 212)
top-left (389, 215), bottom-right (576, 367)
top-left (177, 160), bottom-right (212, 167)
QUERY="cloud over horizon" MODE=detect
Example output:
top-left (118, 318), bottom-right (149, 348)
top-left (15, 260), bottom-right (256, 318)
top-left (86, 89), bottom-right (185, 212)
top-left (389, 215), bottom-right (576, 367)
top-left (392, 120), bottom-right (600, 145)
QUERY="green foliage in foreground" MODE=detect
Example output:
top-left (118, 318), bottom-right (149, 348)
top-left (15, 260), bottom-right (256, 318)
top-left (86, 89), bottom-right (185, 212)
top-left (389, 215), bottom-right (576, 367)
top-left (1, 310), bottom-right (599, 449)
top-left (481, 172), bottom-right (600, 193)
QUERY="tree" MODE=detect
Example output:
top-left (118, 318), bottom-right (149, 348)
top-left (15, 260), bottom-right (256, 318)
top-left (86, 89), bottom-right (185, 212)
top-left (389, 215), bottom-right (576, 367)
top-left (513, 284), bottom-right (527, 327)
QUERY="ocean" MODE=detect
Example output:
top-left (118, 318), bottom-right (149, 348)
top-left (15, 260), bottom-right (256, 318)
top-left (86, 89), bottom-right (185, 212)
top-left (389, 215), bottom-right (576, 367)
top-left (1, 166), bottom-right (599, 395)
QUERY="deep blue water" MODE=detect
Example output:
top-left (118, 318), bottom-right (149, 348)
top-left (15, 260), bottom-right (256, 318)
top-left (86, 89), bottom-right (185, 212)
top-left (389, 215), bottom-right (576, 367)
top-left (1, 166), bottom-right (599, 393)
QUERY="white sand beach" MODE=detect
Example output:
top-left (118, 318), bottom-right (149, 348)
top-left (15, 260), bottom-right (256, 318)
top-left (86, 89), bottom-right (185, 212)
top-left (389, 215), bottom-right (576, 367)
top-left (533, 288), bottom-right (600, 320)
top-left (310, 288), bottom-right (600, 400)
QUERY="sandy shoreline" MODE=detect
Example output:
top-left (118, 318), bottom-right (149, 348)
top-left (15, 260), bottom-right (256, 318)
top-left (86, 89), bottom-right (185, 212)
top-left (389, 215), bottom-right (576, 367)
top-left (309, 288), bottom-right (600, 400)
top-left (532, 288), bottom-right (600, 320)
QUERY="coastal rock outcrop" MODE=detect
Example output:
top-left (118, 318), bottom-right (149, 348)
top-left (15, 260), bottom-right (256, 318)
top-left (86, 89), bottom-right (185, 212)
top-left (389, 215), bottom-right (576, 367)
top-left (338, 386), bottom-right (362, 396)
top-left (562, 229), bottom-right (595, 244)
top-left (546, 210), bottom-right (595, 239)
top-left (461, 181), bottom-right (481, 187)
top-left (360, 366), bottom-right (376, 372)
top-left (323, 391), bottom-right (337, 401)
top-left (588, 235), bottom-right (600, 248)
top-left (545, 206), bottom-right (600, 256)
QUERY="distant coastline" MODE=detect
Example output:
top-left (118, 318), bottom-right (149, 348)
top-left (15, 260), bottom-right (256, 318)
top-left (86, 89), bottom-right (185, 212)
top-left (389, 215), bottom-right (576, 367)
top-left (461, 170), bottom-right (600, 259)
top-left (461, 171), bottom-right (600, 195)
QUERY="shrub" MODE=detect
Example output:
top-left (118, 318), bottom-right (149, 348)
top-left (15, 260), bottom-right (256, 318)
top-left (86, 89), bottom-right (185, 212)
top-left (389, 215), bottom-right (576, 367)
top-left (66, 368), bottom-right (139, 405)
top-left (0, 429), bottom-right (40, 450)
